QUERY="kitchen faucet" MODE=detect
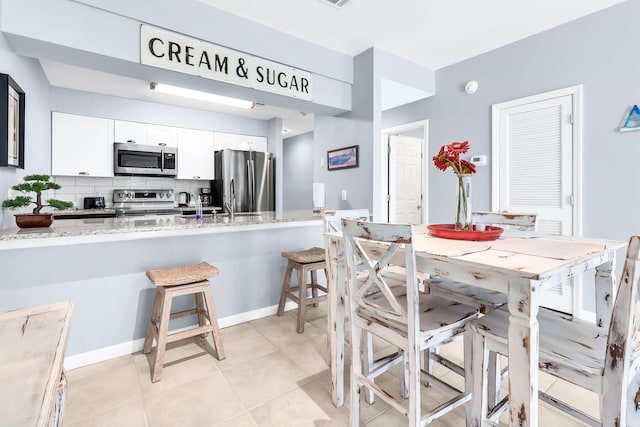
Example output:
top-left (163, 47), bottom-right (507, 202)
top-left (224, 179), bottom-right (235, 218)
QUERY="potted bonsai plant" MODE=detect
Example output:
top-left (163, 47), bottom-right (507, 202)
top-left (2, 174), bottom-right (74, 228)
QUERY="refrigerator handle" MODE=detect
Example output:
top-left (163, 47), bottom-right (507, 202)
top-left (250, 159), bottom-right (256, 211)
top-left (246, 159), bottom-right (254, 211)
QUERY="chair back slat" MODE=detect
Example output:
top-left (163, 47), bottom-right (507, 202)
top-left (353, 240), bottom-right (407, 320)
top-left (472, 211), bottom-right (537, 231)
top-left (602, 235), bottom-right (640, 425)
top-left (322, 209), bottom-right (370, 233)
top-left (322, 209), bottom-right (371, 280)
top-left (342, 218), bottom-right (418, 333)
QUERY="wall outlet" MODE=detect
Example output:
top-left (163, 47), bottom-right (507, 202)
top-left (341, 190), bottom-right (347, 201)
top-left (320, 157), bottom-right (325, 167)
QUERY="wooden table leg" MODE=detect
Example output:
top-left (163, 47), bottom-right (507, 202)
top-left (326, 238), bottom-right (345, 407)
top-left (507, 278), bottom-right (540, 427)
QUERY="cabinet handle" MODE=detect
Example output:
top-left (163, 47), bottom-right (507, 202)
top-left (158, 143), bottom-right (167, 146)
top-left (78, 171), bottom-right (89, 176)
top-left (127, 140), bottom-right (136, 144)
top-left (193, 176), bottom-right (200, 179)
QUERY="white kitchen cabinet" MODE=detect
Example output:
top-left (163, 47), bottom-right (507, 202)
top-left (148, 124), bottom-right (178, 147)
top-left (113, 120), bottom-right (145, 144)
top-left (214, 132), bottom-right (268, 152)
top-left (177, 128), bottom-right (215, 180)
top-left (51, 112), bottom-right (114, 177)
top-left (114, 120), bottom-right (178, 147)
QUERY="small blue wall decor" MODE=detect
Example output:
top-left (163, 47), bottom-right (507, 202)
top-left (620, 104), bottom-right (640, 132)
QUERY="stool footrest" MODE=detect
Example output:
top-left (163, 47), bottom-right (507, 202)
top-left (166, 325), bottom-right (215, 344)
top-left (169, 308), bottom-right (199, 320)
top-left (285, 284), bottom-right (328, 294)
top-left (284, 291), bottom-right (328, 306)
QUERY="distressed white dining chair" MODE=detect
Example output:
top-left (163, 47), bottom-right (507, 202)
top-left (425, 211), bottom-right (538, 314)
top-left (323, 209), bottom-right (410, 407)
top-left (422, 211), bottom-right (538, 405)
top-left (471, 234), bottom-right (640, 426)
top-left (342, 218), bottom-right (479, 426)
top-left (471, 211), bottom-right (538, 232)
top-left (322, 209), bottom-right (376, 406)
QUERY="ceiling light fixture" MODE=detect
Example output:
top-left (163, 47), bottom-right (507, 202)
top-left (150, 82), bottom-right (255, 109)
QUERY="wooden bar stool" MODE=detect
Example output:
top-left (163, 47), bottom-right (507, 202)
top-left (277, 247), bottom-right (328, 333)
top-left (143, 262), bottom-right (225, 382)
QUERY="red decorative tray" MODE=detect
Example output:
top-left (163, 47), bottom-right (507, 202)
top-left (427, 224), bottom-right (503, 241)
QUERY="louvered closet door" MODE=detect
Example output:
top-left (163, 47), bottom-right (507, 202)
top-left (496, 94), bottom-right (575, 313)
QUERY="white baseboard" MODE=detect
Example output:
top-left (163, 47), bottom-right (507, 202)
top-left (64, 301), bottom-right (299, 370)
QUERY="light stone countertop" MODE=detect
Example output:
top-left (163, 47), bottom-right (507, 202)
top-left (53, 208), bottom-right (117, 217)
top-left (0, 210), bottom-right (323, 250)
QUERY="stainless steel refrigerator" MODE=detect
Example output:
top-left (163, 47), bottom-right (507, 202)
top-left (212, 149), bottom-right (275, 212)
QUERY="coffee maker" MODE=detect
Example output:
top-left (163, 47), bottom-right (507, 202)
top-left (200, 188), bottom-right (213, 206)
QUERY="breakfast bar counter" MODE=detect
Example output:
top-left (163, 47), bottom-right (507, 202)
top-left (0, 210), bottom-right (324, 368)
top-left (0, 210), bottom-right (322, 249)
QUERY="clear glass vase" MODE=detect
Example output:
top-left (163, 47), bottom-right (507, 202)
top-left (455, 174), bottom-right (472, 230)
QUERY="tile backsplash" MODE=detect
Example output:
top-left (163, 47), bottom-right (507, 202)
top-left (49, 176), bottom-right (211, 208)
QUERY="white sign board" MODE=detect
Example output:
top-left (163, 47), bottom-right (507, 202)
top-left (140, 25), bottom-right (313, 101)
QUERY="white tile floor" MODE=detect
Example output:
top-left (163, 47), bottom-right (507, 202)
top-left (63, 303), bottom-right (595, 426)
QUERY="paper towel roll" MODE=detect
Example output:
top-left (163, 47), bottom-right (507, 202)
top-left (312, 183), bottom-right (325, 210)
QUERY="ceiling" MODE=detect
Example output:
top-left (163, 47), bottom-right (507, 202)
top-left (196, 0), bottom-right (625, 70)
top-left (41, 0), bottom-right (626, 137)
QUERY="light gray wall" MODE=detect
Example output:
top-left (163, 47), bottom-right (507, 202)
top-left (311, 47), bottom-right (435, 215)
top-left (384, 0), bottom-right (639, 238)
top-left (0, 18), bottom-right (53, 228)
top-left (1, 0), bottom-right (351, 115)
top-left (311, 49), bottom-right (375, 212)
top-left (51, 87), bottom-right (271, 136)
top-left (72, 0), bottom-right (353, 85)
top-left (383, 0), bottom-right (639, 311)
top-left (314, 115), bottom-right (372, 210)
top-left (0, 225), bottom-right (324, 356)
top-left (282, 132), bottom-right (313, 210)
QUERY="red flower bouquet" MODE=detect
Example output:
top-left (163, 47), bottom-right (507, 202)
top-left (433, 141), bottom-right (476, 230)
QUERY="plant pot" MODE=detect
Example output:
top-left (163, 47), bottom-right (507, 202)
top-left (14, 213), bottom-right (54, 228)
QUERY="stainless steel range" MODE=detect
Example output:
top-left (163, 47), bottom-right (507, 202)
top-left (113, 189), bottom-right (182, 216)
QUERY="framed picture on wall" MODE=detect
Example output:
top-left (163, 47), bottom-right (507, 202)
top-left (0, 73), bottom-right (25, 168)
top-left (327, 145), bottom-right (358, 171)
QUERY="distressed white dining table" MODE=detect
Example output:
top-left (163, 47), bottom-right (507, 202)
top-left (323, 229), bottom-right (624, 426)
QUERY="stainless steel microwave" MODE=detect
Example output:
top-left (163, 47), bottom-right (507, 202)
top-left (114, 142), bottom-right (177, 177)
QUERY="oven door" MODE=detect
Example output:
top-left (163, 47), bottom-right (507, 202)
top-left (114, 143), bottom-right (177, 176)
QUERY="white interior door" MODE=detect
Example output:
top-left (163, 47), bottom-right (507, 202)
top-left (389, 135), bottom-right (423, 224)
top-left (493, 86), bottom-right (581, 314)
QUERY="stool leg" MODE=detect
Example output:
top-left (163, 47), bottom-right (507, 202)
top-left (311, 269), bottom-right (319, 307)
top-left (195, 292), bottom-right (207, 338)
top-left (151, 288), bottom-right (172, 383)
top-left (202, 286), bottom-right (226, 360)
top-left (277, 262), bottom-right (294, 316)
top-left (297, 266), bottom-right (307, 333)
top-left (143, 290), bottom-right (162, 354)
